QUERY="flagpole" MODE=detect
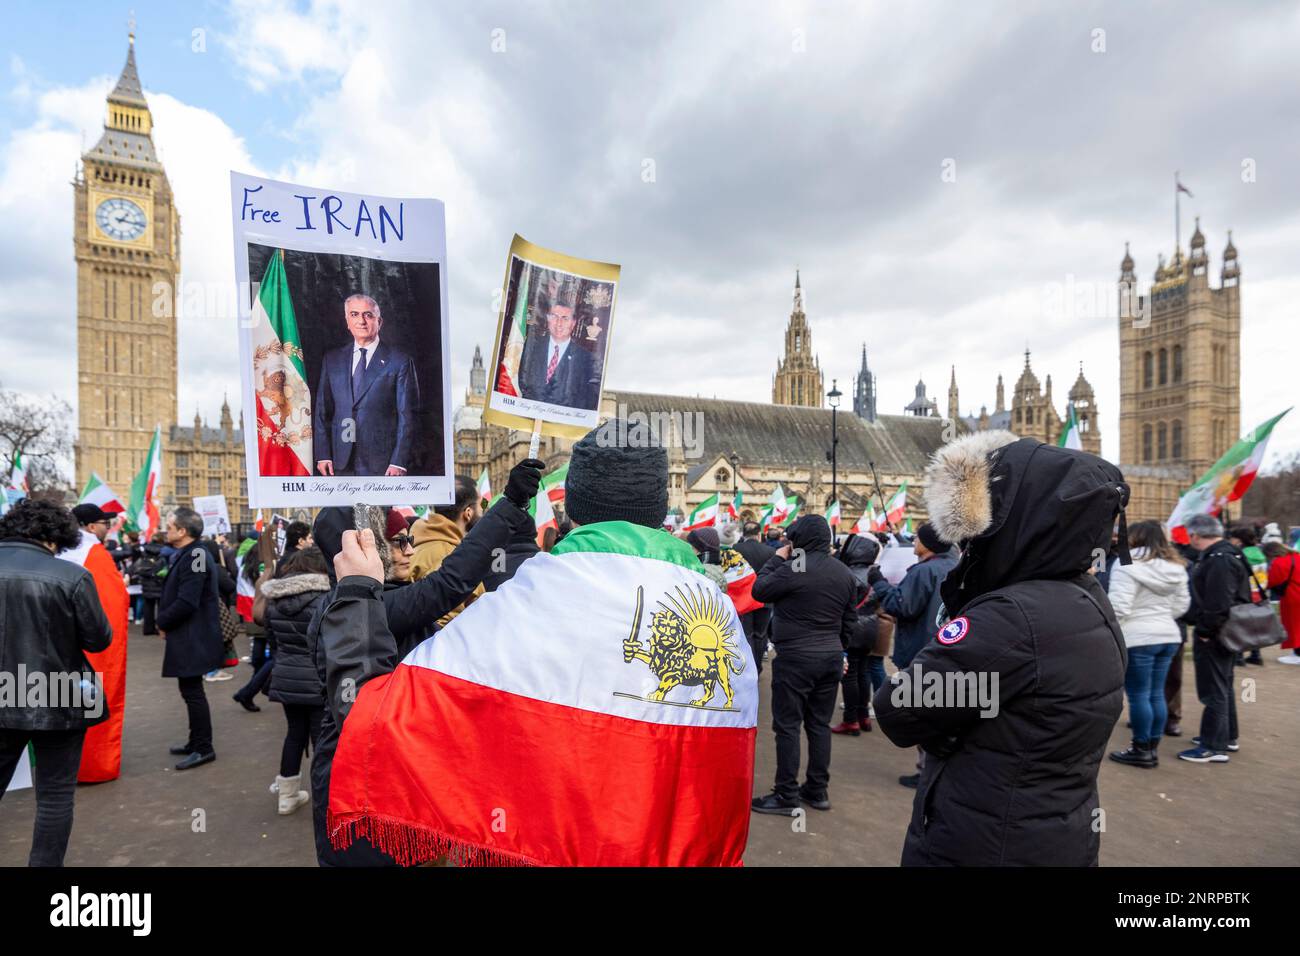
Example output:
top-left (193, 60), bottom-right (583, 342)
top-left (1174, 170), bottom-right (1180, 253)
top-left (867, 459), bottom-right (895, 533)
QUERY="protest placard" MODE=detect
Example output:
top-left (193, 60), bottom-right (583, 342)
top-left (483, 234), bottom-right (619, 440)
top-left (231, 172), bottom-right (453, 509)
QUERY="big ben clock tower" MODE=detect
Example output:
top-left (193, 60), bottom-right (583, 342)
top-left (74, 30), bottom-right (180, 495)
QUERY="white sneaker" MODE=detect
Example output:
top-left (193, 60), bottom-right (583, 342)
top-left (1277, 653), bottom-right (1300, 665)
top-left (203, 669), bottom-right (234, 682)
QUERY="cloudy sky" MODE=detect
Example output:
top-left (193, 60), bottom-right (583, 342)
top-left (2, 0), bottom-right (1297, 468)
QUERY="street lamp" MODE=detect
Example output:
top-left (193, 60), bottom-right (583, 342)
top-left (827, 380), bottom-right (842, 507)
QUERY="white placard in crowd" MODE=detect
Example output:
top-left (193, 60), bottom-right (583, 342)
top-left (879, 537), bottom-right (919, 585)
top-left (192, 494), bottom-right (231, 536)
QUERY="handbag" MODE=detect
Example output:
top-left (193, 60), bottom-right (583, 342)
top-left (217, 599), bottom-right (242, 655)
top-left (1197, 552), bottom-right (1286, 652)
top-left (872, 613), bottom-right (895, 657)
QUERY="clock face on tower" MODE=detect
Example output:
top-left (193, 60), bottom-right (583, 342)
top-left (95, 197), bottom-right (148, 242)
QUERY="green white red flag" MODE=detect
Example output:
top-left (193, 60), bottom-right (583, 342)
top-left (252, 250), bottom-right (312, 476)
top-left (531, 487), bottom-right (557, 547)
top-left (1057, 404), bottom-right (1083, 450)
top-left (540, 462), bottom-right (568, 504)
top-left (824, 499), bottom-right (841, 528)
top-left (78, 472), bottom-right (125, 514)
top-left (873, 483), bottom-right (907, 530)
top-left (1168, 408), bottom-right (1292, 543)
top-left (853, 507), bottom-right (876, 534)
top-left (720, 547), bottom-right (762, 614)
top-left (495, 264), bottom-right (530, 396)
top-left (684, 493), bottom-right (720, 531)
top-left (727, 490), bottom-right (743, 522)
top-left (7, 450), bottom-right (28, 493)
top-left (126, 425), bottom-right (163, 539)
top-left (768, 483), bottom-right (789, 522)
top-left (778, 496), bottom-right (800, 528)
top-left (476, 468), bottom-right (492, 506)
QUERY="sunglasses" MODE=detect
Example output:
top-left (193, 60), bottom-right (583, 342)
top-left (390, 534), bottom-right (415, 550)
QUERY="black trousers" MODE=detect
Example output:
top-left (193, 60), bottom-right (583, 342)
top-left (770, 651), bottom-right (843, 799)
top-left (141, 598), bottom-right (159, 635)
top-left (1192, 637), bottom-right (1239, 752)
top-left (741, 607), bottom-right (771, 675)
top-left (0, 728), bottom-right (87, 866)
top-left (841, 648), bottom-right (873, 725)
top-left (1165, 635), bottom-right (1186, 728)
top-left (177, 676), bottom-right (214, 754)
top-left (280, 703), bottom-right (325, 777)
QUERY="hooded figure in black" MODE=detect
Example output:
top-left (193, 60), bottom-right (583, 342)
top-left (874, 431), bottom-right (1130, 866)
top-left (750, 514), bottom-right (859, 814)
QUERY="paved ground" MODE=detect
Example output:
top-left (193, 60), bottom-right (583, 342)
top-left (2, 624), bottom-right (1298, 866)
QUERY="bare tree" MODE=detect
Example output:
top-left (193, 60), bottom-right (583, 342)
top-left (0, 381), bottom-right (75, 494)
top-left (1240, 452), bottom-right (1300, 532)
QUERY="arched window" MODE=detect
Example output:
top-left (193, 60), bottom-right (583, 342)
top-left (1158, 348), bottom-right (1168, 385)
top-left (1173, 345), bottom-right (1184, 383)
top-left (715, 468), bottom-right (730, 487)
top-left (1143, 352), bottom-right (1153, 389)
top-left (1142, 424), bottom-right (1153, 462)
top-left (1157, 422), bottom-right (1168, 460)
top-left (1172, 420), bottom-right (1184, 459)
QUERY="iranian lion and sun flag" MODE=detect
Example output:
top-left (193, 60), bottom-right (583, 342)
top-left (327, 523), bottom-right (758, 867)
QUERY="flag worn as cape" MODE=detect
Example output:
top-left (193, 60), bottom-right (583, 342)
top-left (328, 521), bottom-right (758, 866)
top-left (58, 531), bottom-right (128, 782)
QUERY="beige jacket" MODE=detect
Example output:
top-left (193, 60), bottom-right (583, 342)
top-left (409, 513), bottom-right (483, 626)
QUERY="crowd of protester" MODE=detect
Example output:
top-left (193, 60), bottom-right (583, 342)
top-left (1, 424), bottom-right (1297, 867)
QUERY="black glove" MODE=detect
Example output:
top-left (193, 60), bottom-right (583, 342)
top-left (866, 565), bottom-right (885, 586)
top-left (503, 458), bottom-right (545, 508)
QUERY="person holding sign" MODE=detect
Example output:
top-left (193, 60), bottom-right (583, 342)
top-left (313, 294), bottom-right (419, 477)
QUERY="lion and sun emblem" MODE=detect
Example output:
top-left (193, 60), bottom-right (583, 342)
top-left (620, 583), bottom-right (746, 711)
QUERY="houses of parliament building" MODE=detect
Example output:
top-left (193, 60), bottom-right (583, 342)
top-left (71, 37), bottom-right (1241, 532)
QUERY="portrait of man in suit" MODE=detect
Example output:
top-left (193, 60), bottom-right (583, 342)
top-left (312, 293), bottom-right (419, 476)
top-left (518, 279), bottom-right (601, 411)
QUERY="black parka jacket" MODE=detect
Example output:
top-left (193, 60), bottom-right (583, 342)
top-left (750, 515), bottom-right (858, 657)
top-left (0, 540), bottom-right (113, 730)
top-left (1187, 539), bottom-right (1252, 643)
top-left (265, 572), bottom-right (332, 706)
top-left (875, 437), bottom-right (1129, 866)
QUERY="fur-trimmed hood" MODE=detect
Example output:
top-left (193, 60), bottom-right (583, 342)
top-left (923, 430), bottom-right (1020, 544)
top-left (260, 572), bottom-right (332, 600)
top-left (923, 432), bottom-right (1130, 615)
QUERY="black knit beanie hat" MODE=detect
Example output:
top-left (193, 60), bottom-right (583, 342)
top-left (564, 419), bottom-right (669, 529)
top-left (916, 521), bottom-right (949, 554)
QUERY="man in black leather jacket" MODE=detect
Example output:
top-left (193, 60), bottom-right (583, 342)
top-left (0, 499), bottom-right (113, 866)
